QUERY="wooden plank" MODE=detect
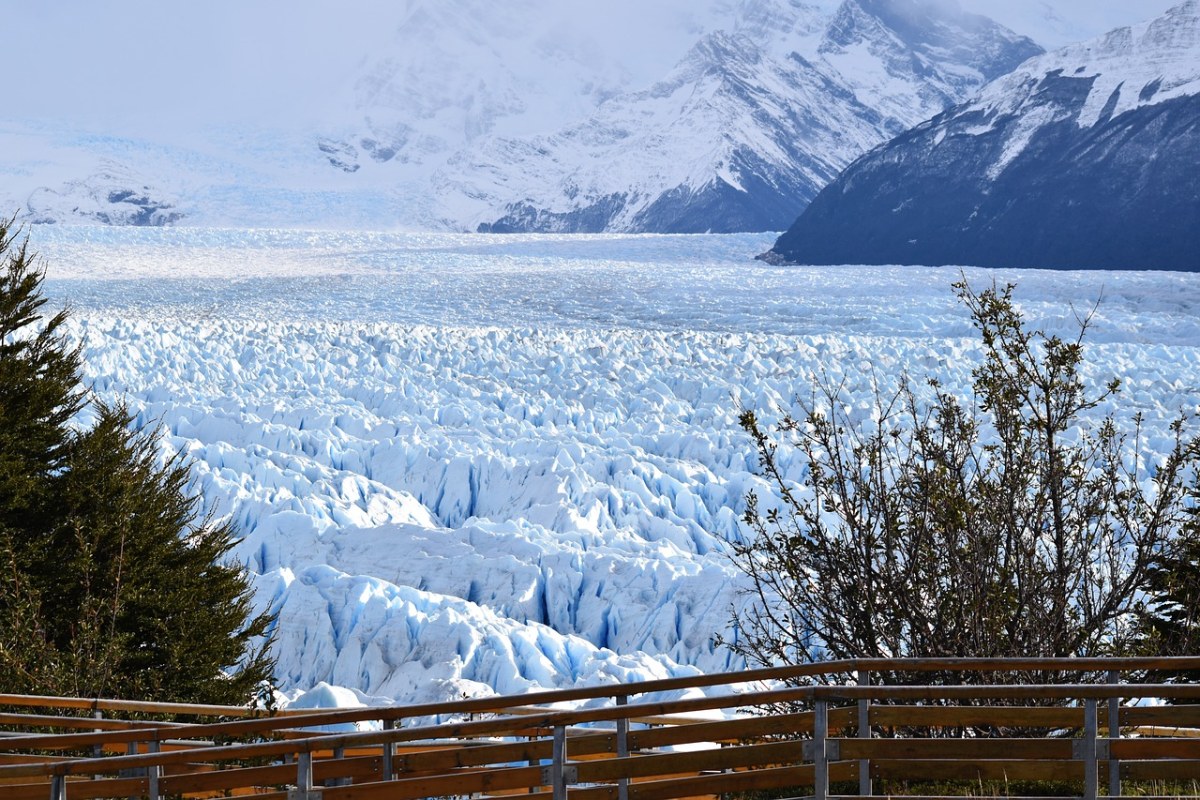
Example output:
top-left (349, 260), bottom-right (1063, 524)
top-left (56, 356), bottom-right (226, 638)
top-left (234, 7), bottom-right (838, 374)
top-left (575, 739), bottom-right (806, 784)
top-left (0, 712), bottom-right (186, 731)
top-left (1120, 759), bottom-right (1200, 780)
top-left (1123, 704), bottom-right (1200, 727)
top-left (579, 761), bottom-right (858, 800)
top-left (40, 775), bottom-right (149, 800)
top-left (323, 763), bottom-right (546, 800)
top-left (628, 712), bottom-right (814, 749)
top-left (839, 737), bottom-right (1074, 761)
top-left (157, 754), bottom-right (382, 795)
top-left (392, 738), bottom-right (553, 773)
top-left (1110, 738), bottom-right (1200, 760)
top-left (0, 753), bottom-right (73, 765)
top-left (869, 704), bottom-right (1082, 729)
top-left (871, 758), bottom-right (1079, 782)
top-left (0, 782), bottom-right (51, 800)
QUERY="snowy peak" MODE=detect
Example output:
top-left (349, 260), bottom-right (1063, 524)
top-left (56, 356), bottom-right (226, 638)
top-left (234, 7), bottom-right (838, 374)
top-left (815, 0), bottom-right (1041, 125)
top-left (451, 0), bottom-right (1042, 233)
top-left (970, 0), bottom-right (1200, 129)
top-left (763, 2), bottom-right (1200, 270)
top-left (5, 0), bottom-right (1042, 232)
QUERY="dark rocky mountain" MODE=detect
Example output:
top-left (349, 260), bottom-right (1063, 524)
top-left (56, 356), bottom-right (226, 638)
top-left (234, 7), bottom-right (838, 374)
top-left (763, 1), bottom-right (1200, 270)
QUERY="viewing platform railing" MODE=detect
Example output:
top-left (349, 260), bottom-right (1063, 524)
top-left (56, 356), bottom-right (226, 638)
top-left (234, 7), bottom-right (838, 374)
top-left (1, 657), bottom-right (1200, 800)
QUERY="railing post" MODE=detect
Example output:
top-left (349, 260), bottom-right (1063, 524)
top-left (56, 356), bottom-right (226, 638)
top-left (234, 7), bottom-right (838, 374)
top-left (814, 699), bottom-right (829, 800)
top-left (50, 774), bottom-right (67, 800)
top-left (1107, 669), bottom-right (1121, 798)
top-left (552, 725), bottom-right (568, 800)
top-left (327, 746), bottom-right (347, 788)
top-left (616, 695), bottom-right (630, 800)
top-left (148, 740), bottom-right (161, 800)
top-left (292, 751), bottom-right (316, 800)
top-left (382, 719), bottom-right (395, 780)
top-left (857, 670), bottom-right (872, 796)
top-left (92, 709), bottom-right (103, 761)
top-left (1083, 699), bottom-right (1098, 800)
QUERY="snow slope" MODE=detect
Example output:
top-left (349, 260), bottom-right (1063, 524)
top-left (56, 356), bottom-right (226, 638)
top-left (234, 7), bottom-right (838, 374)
top-left (36, 227), bottom-right (1200, 708)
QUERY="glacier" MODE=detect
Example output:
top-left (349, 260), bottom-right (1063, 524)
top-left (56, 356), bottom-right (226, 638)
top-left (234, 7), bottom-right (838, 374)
top-left (35, 226), bottom-right (1200, 708)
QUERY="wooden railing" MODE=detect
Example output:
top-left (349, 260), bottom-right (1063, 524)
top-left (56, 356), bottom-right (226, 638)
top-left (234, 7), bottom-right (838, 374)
top-left (2, 657), bottom-right (1200, 800)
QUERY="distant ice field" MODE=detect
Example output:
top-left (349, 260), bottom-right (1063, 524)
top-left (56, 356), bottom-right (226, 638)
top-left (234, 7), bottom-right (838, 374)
top-left (31, 227), bottom-right (1200, 708)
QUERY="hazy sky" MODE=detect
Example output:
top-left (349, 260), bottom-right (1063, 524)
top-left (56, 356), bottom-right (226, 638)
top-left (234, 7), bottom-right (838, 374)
top-left (3, 0), bottom-right (1183, 131)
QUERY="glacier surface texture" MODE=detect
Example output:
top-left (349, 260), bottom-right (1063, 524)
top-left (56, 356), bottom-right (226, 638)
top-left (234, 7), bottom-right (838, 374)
top-left (36, 227), bottom-right (1200, 707)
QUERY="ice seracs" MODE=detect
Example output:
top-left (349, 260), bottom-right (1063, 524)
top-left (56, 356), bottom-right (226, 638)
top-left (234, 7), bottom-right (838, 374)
top-left (41, 228), bottom-right (1200, 709)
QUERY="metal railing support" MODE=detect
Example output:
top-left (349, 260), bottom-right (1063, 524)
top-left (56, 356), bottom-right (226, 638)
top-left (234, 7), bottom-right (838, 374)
top-left (92, 709), bottom-right (104, 761)
top-left (858, 670), bottom-right (872, 796)
top-left (552, 725), bottom-right (568, 800)
top-left (1083, 699), bottom-right (1098, 800)
top-left (382, 719), bottom-right (395, 780)
top-left (289, 751), bottom-right (319, 800)
top-left (326, 746), bottom-right (347, 788)
top-left (50, 774), bottom-right (67, 800)
top-left (616, 695), bottom-right (630, 800)
top-left (814, 699), bottom-right (829, 800)
top-left (1107, 669), bottom-right (1121, 798)
top-left (148, 740), bottom-right (161, 800)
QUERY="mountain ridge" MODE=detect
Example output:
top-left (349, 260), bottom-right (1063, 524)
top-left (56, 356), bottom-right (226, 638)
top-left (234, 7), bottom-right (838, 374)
top-left (454, 0), bottom-right (1041, 233)
top-left (762, 0), bottom-right (1200, 270)
top-left (2, 0), bottom-right (1041, 233)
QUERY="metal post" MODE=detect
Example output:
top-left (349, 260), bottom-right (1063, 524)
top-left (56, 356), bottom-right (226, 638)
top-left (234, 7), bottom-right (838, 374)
top-left (552, 726), bottom-right (568, 800)
top-left (858, 670), bottom-right (872, 796)
top-left (1107, 669), bottom-right (1121, 798)
top-left (382, 719), bottom-right (395, 780)
top-left (814, 700), bottom-right (829, 800)
top-left (296, 752), bottom-right (314, 799)
top-left (148, 740), bottom-right (161, 800)
top-left (1083, 699), bottom-right (1098, 800)
top-left (328, 746), bottom-right (346, 788)
top-left (616, 696), bottom-right (630, 800)
top-left (50, 774), bottom-right (67, 800)
top-left (123, 740), bottom-right (138, 793)
top-left (92, 710), bottom-right (104, 761)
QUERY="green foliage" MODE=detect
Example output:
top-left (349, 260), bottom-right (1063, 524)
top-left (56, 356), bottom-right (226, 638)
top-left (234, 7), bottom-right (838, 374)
top-left (0, 221), bottom-right (274, 704)
top-left (726, 279), bottom-right (1200, 677)
top-left (1140, 515), bottom-right (1200, 680)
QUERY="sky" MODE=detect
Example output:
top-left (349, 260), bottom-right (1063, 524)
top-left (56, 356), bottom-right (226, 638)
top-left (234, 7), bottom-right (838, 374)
top-left (2, 0), bottom-right (1183, 132)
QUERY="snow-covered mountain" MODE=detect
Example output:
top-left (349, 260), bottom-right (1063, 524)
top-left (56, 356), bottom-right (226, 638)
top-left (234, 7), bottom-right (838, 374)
top-left (762, 1), bottom-right (1200, 270)
top-left (438, 0), bottom-right (1042, 232)
top-left (2, 0), bottom-right (1038, 232)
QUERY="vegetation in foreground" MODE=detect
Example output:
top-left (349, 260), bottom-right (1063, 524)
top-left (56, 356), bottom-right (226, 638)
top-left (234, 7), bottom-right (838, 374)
top-left (0, 221), bottom-right (274, 704)
top-left (727, 279), bottom-right (1200, 679)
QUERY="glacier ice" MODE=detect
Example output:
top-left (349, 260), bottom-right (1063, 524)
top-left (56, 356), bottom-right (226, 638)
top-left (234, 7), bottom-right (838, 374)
top-left (34, 227), bottom-right (1200, 708)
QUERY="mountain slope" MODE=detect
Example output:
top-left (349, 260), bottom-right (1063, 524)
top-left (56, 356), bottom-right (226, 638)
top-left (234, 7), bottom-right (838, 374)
top-left (763, 1), bottom-right (1200, 270)
top-left (2, 0), bottom-right (1039, 233)
top-left (447, 0), bottom-right (1041, 233)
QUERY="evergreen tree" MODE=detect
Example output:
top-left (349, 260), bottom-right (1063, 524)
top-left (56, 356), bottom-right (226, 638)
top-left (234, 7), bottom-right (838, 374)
top-left (0, 222), bottom-right (274, 703)
top-left (1140, 514), bottom-right (1200, 682)
top-left (0, 221), bottom-right (84, 542)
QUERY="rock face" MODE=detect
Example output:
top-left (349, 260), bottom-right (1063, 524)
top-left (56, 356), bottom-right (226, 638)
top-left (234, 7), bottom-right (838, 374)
top-left (454, 0), bottom-right (1041, 233)
top-left (763, 1), bottom-right (1200, 270)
